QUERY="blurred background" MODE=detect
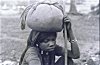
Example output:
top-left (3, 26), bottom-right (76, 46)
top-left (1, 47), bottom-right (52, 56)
top-left (0, 0), bottom-right (99, 65)
top-left (0, 0), bottom-right (99, 15)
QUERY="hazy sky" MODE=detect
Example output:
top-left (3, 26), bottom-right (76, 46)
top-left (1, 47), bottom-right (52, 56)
top-left (1, 0), bottom-right (99, 5)
top-left (1, 0), bottom-right (99, 3)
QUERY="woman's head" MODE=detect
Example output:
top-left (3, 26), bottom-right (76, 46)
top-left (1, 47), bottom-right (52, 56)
top-left (36, 32), bottom-right (57, 51)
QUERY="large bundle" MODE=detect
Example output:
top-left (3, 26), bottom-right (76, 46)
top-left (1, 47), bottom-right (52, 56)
top-left (26, 2), bottom-right (64, 32)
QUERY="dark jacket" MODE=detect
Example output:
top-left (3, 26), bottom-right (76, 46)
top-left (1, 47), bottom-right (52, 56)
top-left (21, 43), bottom-right (80, 65)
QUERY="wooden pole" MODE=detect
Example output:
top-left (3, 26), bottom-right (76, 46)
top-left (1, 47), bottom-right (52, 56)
top-left (62, 0), bottom-right (68, 65)
top-left (64, 22), bottom-right (68, 65)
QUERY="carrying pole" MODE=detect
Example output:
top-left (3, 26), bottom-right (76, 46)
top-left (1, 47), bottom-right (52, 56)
top-left (63, 0), bottom-right (68, 65)
top-left (64, 22), bottom-right (68, 65)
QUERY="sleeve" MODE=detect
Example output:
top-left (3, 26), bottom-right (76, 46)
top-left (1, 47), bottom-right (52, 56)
top-left (25, 47), bottom-right (42, 65)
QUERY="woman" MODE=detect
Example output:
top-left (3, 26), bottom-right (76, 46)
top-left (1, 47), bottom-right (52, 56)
top-left (19, 27), bottom-right (80, 65)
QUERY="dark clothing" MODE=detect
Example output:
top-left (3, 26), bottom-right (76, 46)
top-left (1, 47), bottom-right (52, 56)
top-left (21, 44), bottom-right (78, 65)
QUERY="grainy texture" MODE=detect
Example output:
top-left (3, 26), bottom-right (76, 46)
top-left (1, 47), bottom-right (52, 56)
top-left (0, 14), bottom-right (99, 65)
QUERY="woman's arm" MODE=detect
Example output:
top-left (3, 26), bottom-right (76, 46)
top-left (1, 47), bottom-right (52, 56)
top-left (55, 23), bottom-right (80, 59)
top-left (55, 42), bottom-right (80, 59)
top-left (66, 21), bottom-right (80, 59)
top-left (63, 16), bottom-right (80, 59)
top-left (67, 41), bottom-right (80, 59)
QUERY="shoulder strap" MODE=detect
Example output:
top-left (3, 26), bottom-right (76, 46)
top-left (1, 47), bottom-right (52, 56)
top-left (19, 46), bottom-right (28, 65)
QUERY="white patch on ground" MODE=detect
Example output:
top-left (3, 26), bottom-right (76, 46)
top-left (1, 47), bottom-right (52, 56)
top-left (0, 59), bottom-right (18, 65)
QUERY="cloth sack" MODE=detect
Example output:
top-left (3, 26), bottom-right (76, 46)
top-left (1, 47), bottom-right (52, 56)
top-left (26, 2), bottom-right (64, 32)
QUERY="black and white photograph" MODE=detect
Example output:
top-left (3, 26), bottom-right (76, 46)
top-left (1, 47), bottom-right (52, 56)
top-left (0, 0), bottom-right (99, 65)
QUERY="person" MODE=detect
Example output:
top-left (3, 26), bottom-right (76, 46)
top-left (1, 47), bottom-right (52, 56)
top-left (19, 16), bottom-right (80, 65)
top-left (19, 1), bottom-right (80, 65)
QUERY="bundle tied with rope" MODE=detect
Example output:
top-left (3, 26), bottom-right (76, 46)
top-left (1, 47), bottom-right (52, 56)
top-left (20, 1), bottom-right (64, 32)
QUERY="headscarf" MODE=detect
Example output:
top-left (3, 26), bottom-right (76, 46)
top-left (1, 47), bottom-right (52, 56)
top-left (36, 32), bottom-right (57, 44)
top-left (28, 30), bottom-right (57, 47)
